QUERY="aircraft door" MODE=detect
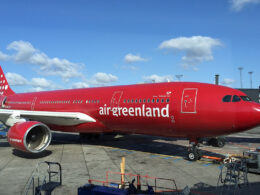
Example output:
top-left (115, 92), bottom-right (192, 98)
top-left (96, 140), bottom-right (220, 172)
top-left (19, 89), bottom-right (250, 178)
top-left (110, 91), bottom-right (123, 108)
top-left (181, 88), bottom-right (198, 113)
top-left (31, 97), bottom-right (37, 110)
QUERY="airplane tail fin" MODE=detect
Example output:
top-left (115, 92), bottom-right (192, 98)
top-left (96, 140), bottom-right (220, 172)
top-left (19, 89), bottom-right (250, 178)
top-left (0, 66), bottom-right (15, 96)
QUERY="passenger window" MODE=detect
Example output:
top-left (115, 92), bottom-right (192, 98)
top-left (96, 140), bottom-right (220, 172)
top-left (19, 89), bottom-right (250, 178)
top-left (151, 99), bottom-right (155, 103)
top-left (127, 99), bottom-right (130, 103)
top-left (232, 95), bottom-right (241, 102)
top-left (135, 99), bottom-right (138, 103)
top-left (156, 99), bottom-right (159, 103)
top-left (123, 99), bottom-right (126, 103)
top-left (139, 99), bottom-right (142, 103)
top-left (222, 95), bottom-right (232, 102)
top-left (147, 99), bottom-right (150, 103)
top-left (131, 99), bottom-right (134, 103)
top-left (143, 99), bottom-right (146, 103)
top-left (166, 98), bottom-right (170, 103)
top-left (161, 99), bottom-right (164, 103)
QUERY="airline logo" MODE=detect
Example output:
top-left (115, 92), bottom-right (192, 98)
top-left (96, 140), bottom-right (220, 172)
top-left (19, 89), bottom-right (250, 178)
top-left (99, 104), bottom-right (169, 118)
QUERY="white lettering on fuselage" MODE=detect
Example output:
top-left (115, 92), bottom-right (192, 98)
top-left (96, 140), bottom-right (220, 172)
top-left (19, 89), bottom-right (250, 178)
top-left (99, 104), bottom-right (169, 118)
top-left (9, 138), bottom-right (22, 143)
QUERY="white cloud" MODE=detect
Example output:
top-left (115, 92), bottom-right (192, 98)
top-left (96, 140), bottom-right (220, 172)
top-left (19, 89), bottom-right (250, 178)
top-left (90, 72), bottom-right (118, 85)
top-left (1, 41), bottom-right (120, 90)
top-left (230, 0), bottom-right (260, 11)
top-left (72, 73), bottom-right (118, 87)
top-left (143, 74), bottom-right (173, 83)
top-left (71, 82), bottom-right (89, 89)
top-left (6, 72), bottom-right (29, 86)
top-left (0, 51), bottom-right (9, 61)
top-left (7, 41), bottom-right (36, 62)
top-left (124, 53), bottom-right (147, 64)
top-left (31, 78), bottom-right (53, 88)
top-left (6, 72), bottom-right (59, 91)
top-left (5, 41), bottom-right (83, 81)
top-left (27, 87), bottom-right (46, 92)
top-left (159, 36), bottom-right (222, 69)
top-left (221, 78), bottom-right (235, 86)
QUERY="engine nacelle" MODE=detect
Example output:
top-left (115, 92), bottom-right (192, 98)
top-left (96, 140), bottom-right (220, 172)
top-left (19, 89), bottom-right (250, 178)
top-left (7, 121), bottom-right (52, 153)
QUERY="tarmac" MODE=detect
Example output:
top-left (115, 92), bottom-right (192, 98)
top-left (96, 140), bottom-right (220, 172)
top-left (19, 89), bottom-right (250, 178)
top-left (0, 127), bottom-right (260, 195)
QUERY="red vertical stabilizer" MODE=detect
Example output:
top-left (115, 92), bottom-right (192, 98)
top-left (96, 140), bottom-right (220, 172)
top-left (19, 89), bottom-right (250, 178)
top-left (0, 66), bottom-right (15, 96)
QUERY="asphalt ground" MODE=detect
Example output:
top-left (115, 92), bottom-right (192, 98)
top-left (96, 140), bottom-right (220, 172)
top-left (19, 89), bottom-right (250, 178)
top-left (0, 127), bottom-right (260, 195)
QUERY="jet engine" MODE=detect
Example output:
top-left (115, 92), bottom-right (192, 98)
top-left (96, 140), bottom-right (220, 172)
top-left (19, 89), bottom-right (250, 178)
top-left (7, 121), bottom-right (52, 153)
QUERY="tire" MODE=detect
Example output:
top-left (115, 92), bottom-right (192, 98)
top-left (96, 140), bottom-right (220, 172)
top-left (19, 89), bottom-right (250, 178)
top-left (187, 148), bottom-right (199, 161)
top-left (216, 138), bottom-right (225, 148)
top-left (208, 138), bottom-right (215, 146)
top-left (210, 137), bottom-right (225, 148)
top-left (197, 150), bottom-right (202, 160)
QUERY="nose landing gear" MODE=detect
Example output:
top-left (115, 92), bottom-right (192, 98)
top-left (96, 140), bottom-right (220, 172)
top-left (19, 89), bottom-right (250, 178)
top-left (187, 139), bottom-right (201, 161)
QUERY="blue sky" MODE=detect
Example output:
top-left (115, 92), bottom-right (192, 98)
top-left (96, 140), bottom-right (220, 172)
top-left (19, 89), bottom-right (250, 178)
top-left (0, 0), bottom-right (259, 93)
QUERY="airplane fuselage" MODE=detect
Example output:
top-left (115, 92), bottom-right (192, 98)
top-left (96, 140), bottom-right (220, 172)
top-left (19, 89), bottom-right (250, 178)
top-left (2, 82), bottom-right (259, 140)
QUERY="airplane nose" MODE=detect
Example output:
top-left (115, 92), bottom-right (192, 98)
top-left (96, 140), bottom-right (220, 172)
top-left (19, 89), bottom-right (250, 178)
top-left (253, 105), bottom-right (260, 125)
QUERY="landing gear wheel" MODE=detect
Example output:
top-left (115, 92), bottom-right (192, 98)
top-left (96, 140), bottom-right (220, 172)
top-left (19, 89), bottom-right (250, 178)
top-left (187, 147), bottom-right (200, 161)
top-left (209, 137), bottom-right (225, 148)
top-left (197, 150), bottom-right (202, 160)
top-left (215, 138), bottom-right (225, 148)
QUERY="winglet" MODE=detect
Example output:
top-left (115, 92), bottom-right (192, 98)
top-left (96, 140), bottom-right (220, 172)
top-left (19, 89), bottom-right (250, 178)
top-left (0, 66), bottom-right (15, 96)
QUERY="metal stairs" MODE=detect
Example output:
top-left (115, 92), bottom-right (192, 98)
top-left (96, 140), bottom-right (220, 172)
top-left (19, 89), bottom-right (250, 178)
top-left (22, 161), bottom-right (62, 195)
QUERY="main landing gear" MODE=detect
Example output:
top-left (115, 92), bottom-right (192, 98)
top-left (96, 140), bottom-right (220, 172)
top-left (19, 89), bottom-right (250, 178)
top-left (208, 137), bottom-right (226, 148)
top-left (187, 139), bottom-right (201, 161)
top-left (199, 137), bottom-right (226, 148)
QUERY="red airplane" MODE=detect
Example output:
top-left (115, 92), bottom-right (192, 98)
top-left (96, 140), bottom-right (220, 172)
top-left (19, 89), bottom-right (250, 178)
top-left (0, 66), bottom-right (259, 161)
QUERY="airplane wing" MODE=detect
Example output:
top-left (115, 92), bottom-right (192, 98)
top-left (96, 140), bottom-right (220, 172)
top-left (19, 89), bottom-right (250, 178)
top-left (0, 109), bottom-right (96, 126)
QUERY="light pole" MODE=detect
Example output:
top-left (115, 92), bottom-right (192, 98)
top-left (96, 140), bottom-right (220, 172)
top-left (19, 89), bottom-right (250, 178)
top-left (238, 67), bottom-right (243, 88)
top-left (248, 71), bottom-right (253, 88)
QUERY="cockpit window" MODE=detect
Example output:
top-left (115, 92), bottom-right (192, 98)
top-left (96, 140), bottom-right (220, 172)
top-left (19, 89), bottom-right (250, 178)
top-left (222, 95), bottom-right (232, 102)
top-left (240, 96), bottom-right (252, 102)
top-left (232, 95), bottom-right (241, 102)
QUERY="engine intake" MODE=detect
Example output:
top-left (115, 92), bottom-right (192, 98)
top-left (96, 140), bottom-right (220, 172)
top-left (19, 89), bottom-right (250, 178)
top-left (7, 121), bottom-right (52, 153)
